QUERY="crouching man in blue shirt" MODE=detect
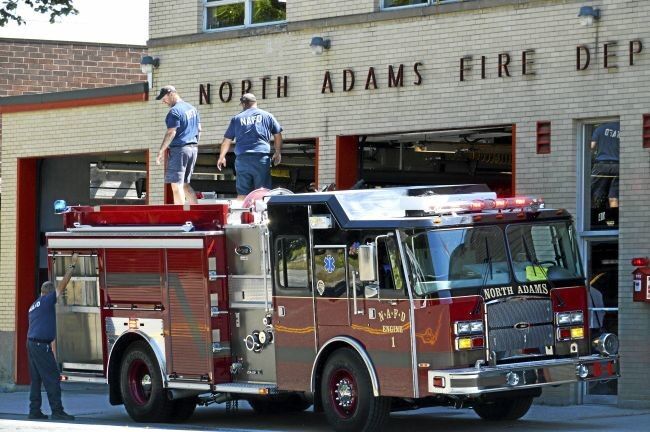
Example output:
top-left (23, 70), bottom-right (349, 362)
top-left (27, 253), bottom-right (79, 421)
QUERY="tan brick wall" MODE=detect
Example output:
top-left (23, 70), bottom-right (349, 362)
top-left (150, 0), bottom-right (202, 39)
top-left (3, 0), bottom-right (650, 405)
top-left (287, 0), bottom-right (376, 21)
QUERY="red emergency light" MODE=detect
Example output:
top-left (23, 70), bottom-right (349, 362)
top-left (631, 257), bottom-right (649, 267)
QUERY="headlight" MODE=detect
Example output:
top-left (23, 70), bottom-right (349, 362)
top-left (556, 312), bottom-right (571, 325)
top-left (470, 321), bottom-right (484, 333)
top-left (454, 320), bottom-right (484, 335)
top-left (593, 333), bottom-right (619, 356)
top-left (455, 322), bottom-right (471, 335)
top-left (570, 311), bottom-right (584, 324)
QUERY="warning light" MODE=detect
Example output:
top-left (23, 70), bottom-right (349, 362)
top-left (631, 257), bottom-right (649, 267)
top-left (54, 199), bottom-right (70, 214)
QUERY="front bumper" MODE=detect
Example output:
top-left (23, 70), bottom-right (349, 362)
top-left (427, 355), bottom-right (619, 395)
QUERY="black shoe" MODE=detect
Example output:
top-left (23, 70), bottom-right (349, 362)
top-left (50, 411), bottom-right (75, 421)
top-left (28, 411), bottom-right (48, 420)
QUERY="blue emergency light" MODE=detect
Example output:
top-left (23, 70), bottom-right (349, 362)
top-left (53, 199), bottom-right (70, 214)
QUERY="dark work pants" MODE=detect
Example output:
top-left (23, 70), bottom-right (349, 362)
top-left (27, 340), bottom-right (64, 414)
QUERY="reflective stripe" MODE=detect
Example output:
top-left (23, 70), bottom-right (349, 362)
top-left (48, 238), bottom-right (203, 249)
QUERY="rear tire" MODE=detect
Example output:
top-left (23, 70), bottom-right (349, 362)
top-left (249, 393), bottom-right (312, 414)
top-left (320, 348), bottom-right (390, 432)
top-left (473, 396), bottom-right (533, 421)
top-left (119, 341), bottom-right (172, 422)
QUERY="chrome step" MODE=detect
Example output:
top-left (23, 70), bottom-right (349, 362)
top-left (213, 382), bottom-right (278, 395)
top-left (60, 371), bottom-right (106, 384)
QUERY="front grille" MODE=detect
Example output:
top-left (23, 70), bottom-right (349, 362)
top-left (487, 298), bottom-right (554, 353)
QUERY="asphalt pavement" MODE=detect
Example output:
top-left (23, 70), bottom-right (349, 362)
top-left (0, 383), bottom-right (649, 431)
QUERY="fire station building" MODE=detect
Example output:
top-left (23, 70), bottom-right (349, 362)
top-left (1, 0), bottom-right (649, 408)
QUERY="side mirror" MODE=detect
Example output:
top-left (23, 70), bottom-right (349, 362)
top-left (358, 244), bottom-right (377, 281)
top-left (365, 283), bottom-right (379, 299)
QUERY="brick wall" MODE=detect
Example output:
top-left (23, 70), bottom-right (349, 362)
top-left (0, 39), bottom-right (147, 96)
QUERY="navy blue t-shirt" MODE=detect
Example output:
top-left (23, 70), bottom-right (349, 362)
top-left (224, 108), bottom-right (282, 155)
top-left (27, 291), bottom-right (57, 342)
top-left (592, 122), bottom-right (620, 162)
top-left (165, 101), bottom-right (201, 147)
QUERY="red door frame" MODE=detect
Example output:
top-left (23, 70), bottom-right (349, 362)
top-left (335, 135), bottom-right (358, 190)
top-left (14, 158), bottom-right (38, 384)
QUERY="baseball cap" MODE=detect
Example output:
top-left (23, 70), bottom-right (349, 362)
top-left (240, 93), bottom-right (257, 103)
top-left (156, 85), bottom-right (176, 100)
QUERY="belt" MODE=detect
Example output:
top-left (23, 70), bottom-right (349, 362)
top-left (28, 338), bottom-right (52, 344)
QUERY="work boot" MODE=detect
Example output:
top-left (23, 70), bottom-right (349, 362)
top-left (50, 411), bottom-right (75, 421)
top-left (28, 411), bottom-right (48, 420)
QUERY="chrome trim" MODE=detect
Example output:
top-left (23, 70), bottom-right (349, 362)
top-left (106, 318), bottom-right (167, 387)
top-left (49, 238), bottom-right (204, 249)
top-left (311, 336), bottom-right (380, 397)
top-left (396, 230), bottom-right (419, 398)
top-left (313, 244), bottom-right (347, 248)
top-left (61, 376), bottom-right (106, 384)
top-left (427, 354), bottom-right (619, 395)
top-left (167, 382), bottom-right (212, 390)
top-left (62, 362), bottom-right (103, 371)
top-left (213, 382), bottom-right (278, 394)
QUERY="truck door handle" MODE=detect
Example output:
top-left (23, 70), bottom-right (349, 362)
top-left (278, 306), bottom-right (286, 317)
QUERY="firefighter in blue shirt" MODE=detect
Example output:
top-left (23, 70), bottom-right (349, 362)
top-left (216, 93), bottom-right (283, 199)
top-left (27, 253), bottom-right (79, 421)
top-left (591, 122), bottom-right (620, 209)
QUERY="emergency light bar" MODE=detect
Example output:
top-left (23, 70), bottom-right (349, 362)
top-left (402, 193), bottom-right (544, 216)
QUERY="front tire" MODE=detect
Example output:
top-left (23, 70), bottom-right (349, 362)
top-left (320, 348), bottom-right (390, 432)
top-left (473, 396), bottom-right (533, 421)
top-left (119, 341), bottom-right (172, 422)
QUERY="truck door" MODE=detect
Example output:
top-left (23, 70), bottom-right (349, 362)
top-left (349, 235), bottom-right (415, 397)
top-left (53, 252), bottom-right (105, 380)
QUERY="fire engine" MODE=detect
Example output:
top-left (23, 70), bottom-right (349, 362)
top-left (47, 185), bottom-right (619, 431)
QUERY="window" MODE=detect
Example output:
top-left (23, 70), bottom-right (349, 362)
top-left (506, 223), bottom-right (583, 283)
top-left (382, 0), bottom-right (461, 9)
top-left (205, 0), bottom-right (286, 30)
top-left (582, 122), bottom-right (620, 231)
top-left (405, 227), bottom-right (510, 295)
top-left (275, 236), bottom-right (309, 291)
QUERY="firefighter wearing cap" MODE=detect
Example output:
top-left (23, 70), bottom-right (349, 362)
top-left (26, 253), bottom-right (79, 421)
top-left (217, 93), bottom-right (283, 199)
top-left (155, 85), bottom-right (201, 204)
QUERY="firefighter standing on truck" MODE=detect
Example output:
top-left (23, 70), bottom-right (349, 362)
top-left (26, 253), bottom-right (79, 421)
top-left (216, 93), bottom-right (283, 199)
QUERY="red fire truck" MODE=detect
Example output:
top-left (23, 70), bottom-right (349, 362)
top-left (47, 185), bottom-right (619, 431)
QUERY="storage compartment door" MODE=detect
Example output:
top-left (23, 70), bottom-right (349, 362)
top-left (166, 249), bottom-right (212, 380)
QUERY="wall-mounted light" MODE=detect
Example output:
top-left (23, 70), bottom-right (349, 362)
top-left (140, 55), bottom-right (160, 90)
top-left (309, 36), bottom-right (331, 55)
top-left (578, 6), bottom-right (600, 26)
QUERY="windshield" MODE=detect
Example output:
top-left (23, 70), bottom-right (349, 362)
top-left (506, 222), bottom-right (583, 282)
top-left (405, 226), bottom-right (510, 295)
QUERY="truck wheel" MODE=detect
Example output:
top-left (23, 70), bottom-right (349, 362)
top-left (473, 396), bottom-right (533, 421)
top-left (320, 348), bottom-right (390, 432)
top-left (249, 393), bottom-right (312, 414)
top-left (120, 341), bottom-right (172, 422)
top-left (167, 397), bottom-right (197, 422)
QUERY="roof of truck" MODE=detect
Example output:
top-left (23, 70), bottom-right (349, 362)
top-left (267, 185), bottom-right (571, 230)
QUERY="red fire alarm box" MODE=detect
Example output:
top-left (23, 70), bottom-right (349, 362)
top-left (633, 264), bottom-right (650, 303)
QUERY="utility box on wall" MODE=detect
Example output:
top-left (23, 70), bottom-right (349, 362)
top-left (633, 267), bottom-right (650, 302)
top-left (632, 257), bottom-right (650, 303)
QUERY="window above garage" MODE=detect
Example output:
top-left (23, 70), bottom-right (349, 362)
top-left (205, 0), bottom-right (286, 31)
